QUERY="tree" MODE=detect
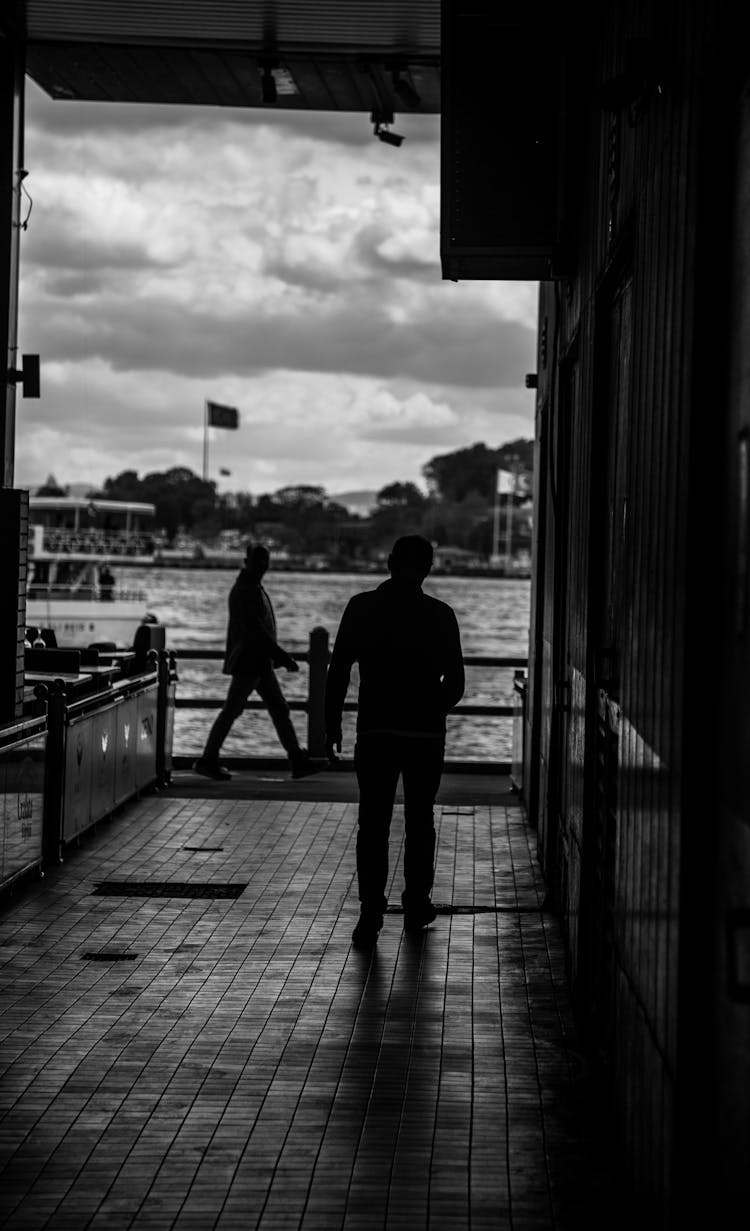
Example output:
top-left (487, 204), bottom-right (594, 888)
top-left (273, 485), bottom-right (327, 511)
top-left (423, 439), bottom-right (534, 504)
top-left (376, 481), bottom-right (426, 509)
top-left (369, 481), bottom-right (428, 547)
top-left (423, 443), bottom-right (499, 503)
top-left (101, 467), bottom-right (217, 540)
top-left (36, 474), bottom-right (68, 497)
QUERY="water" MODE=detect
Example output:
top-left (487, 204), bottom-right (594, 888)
top-left (128, 567), bottom-right (531, 762)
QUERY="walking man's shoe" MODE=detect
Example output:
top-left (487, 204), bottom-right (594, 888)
top-left (193, 758), bottom-right (232, 781)
top-left (290, 751), bottom-right (320, 779)
top-left (402, 897), bottom-right (437, 932)
top-left (351, 913), bottom-right (383, 950)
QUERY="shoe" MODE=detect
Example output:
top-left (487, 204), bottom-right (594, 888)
top-left (351, 914), bottom-right (382, 950)
top-left (193, 758), bottom-right (232, 781)
top-left (402, 898), bottom-right (437, 932)
top-left (290, 752), bottom-right (320, 780)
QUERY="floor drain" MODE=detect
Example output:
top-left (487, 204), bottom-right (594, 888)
top-left (82, 951), bottom-right (138, 961)
top-left (92, 881), bottom-right (247, 900)
top-left (183, 846), bottom-right (225, 852)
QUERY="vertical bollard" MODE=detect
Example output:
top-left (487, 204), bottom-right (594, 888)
top-left (42, 680), bottom-right (65, 865)
top-left (155, 649), bottom-right (168, 788)
top-left (306, 626), bottom-right (329, 759)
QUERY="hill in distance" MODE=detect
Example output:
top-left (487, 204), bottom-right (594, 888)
top-left (331, 489), bottom-right (378, 515)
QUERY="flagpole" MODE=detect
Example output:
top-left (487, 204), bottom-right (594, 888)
top-left (491, 469), bottom-right (501, 560)
top-left (203, 400), bottom-right (209, 482)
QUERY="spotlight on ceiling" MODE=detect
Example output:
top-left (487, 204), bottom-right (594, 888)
top-left (261, 65), bottom-right (277, 105)
top-left (371, 109), bottom-right (404, 147)
top-left (377, 127), bottom-right (404, 147)
top-left (392, 71), bottom-right (421, 110)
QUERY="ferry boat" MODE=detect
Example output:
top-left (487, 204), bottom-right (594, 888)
top-left (26, 496), bottom-right (159, 648)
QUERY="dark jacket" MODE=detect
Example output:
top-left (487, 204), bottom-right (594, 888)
top-left (222, 568), bottom-right (287, 676)
top-left (324, 579), bottom-right (465, 737)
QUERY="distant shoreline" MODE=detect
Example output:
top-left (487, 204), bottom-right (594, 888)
top-left (131, 556), bottom-right (532, 579)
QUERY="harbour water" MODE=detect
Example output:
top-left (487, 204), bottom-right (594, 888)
top-left (128, 568), bottom-right (531, 762)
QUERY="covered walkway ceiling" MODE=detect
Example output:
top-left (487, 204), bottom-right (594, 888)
top-left (23, 0), bottom-right (442, 112)
top-left (14, 0), bottom-right (562, 280)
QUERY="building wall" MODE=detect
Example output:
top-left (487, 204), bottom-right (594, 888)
top-left (526, 3), bottom-right (748, 1225)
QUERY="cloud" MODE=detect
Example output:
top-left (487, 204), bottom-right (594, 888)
top-left (361, 390), bottom-right (459, 443)
top-left (22, 286), bottom-right (535, 388)
top-left (15, 359), bottom-right (535, 495)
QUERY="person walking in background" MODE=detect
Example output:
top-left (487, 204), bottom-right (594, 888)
top-left (98, 563), bottom-right (115, 601)
top-left (324, 534), bottom-right (465, 950)
top-left (193, 543), bottom-right (318, 781)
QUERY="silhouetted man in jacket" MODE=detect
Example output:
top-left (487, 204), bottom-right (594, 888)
top-left (194, 543), bottom-right (316, 781)
top-left (325, 534), bottom-right (465, 949)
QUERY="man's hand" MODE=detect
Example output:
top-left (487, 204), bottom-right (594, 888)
top-left (281, 652), bottom-right (299, 673)
top-left (325, 730), bottom-right (342, 763)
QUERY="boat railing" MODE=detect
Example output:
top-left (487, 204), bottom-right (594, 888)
top-left (172, 626), bottom-right (528, 773)
top-left (27, 585), bottom-right (149, 603)
top-left (32, 528), bottom-right (156, 558)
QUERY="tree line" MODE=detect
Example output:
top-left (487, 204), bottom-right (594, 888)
top-left (38, 439), bottom-right (534, 561)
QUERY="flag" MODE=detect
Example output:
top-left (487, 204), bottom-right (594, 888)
top-left (497, 469), bottom-right (514, 495)
top-left (206, 401), bottom-right (239, 430)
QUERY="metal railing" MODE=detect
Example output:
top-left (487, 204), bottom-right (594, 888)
top-left (27, 586), bottom-right (149, 602)
top-left (32, 528), bottom-right (156, 557)
top-left (172, 627), bottom-right (527, 770)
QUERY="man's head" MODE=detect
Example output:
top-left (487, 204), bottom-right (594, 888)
top-left (245, 543), bottom-right (270, 578)
top-left (388, 535), bottom-right (434, 584)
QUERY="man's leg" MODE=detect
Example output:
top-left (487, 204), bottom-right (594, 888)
top-left (197, 674), bottom-right (254, 774)
top-left (254, 666), bottom-right (304, 761)
top-left (400, 737), bottom-right (445, 928)
top-left (353, 735), bottom-right (400, 942)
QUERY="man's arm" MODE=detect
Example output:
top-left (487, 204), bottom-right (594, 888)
top-left (235, 586), bottom-right (298, 671)
top-left (439, 610), bottom-right (465, 713)
top-left (324, 600), bottom-right (358, 754)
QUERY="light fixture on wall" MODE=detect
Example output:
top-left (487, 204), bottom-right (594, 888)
top-left (371, 109), bottom-right (404, 147)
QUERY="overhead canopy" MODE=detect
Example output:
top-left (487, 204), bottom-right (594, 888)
top-left (23, 0), bottom-right (440, 112)
top-left (14, 0), bottom-right (563, 279)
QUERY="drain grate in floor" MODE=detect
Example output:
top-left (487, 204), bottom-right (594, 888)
top-left (92, 881), bottom-right (247, 900)
top-left (82, 950), bottom-right (138, 961)
top-left (183, 846), bottom-right (225, 852)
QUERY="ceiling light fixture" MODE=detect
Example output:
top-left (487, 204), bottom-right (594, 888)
top-left (371, 109), bottom-right (404, 147)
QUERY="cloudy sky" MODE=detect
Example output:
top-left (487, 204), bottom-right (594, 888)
top-left (16, 79), bottom-right (538, 498)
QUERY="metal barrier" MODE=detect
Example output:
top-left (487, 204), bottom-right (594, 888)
top-left (511, 669), bottom-right (527, 796)
top-left (0, 713), bottom-right (47, 893)
top-left (172, 627), bottom-right (527, 766)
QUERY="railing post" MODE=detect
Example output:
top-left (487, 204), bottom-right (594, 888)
top-left (306, 626), bottom-right (329, 759)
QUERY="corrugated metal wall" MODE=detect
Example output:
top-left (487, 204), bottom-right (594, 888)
top-left (525, 3), bottom-right (744, 1225)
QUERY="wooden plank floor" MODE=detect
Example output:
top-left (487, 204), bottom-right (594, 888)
top-left (0, 782), bottom-right (625, 1229)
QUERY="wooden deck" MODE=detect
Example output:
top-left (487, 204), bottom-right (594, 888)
top-left (0, 773), bottom-right (627, 1229)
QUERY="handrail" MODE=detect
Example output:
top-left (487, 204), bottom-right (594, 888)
top-left (171, 648), bottom-right (528, 668)
top-left (171, 632), bottom-right (528, 758)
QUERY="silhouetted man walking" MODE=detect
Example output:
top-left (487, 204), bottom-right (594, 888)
top-left (325, 535), bottom-right (465, 949)
top-left (194, 543), bottom-right (317, 781)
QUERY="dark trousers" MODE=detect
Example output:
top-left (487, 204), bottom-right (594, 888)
top-left (202, 667), bottom-right (301, 762)
top-left (354, 733), bottom-right (445, 918)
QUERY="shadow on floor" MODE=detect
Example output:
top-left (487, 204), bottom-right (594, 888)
top-left (164, 766), bottom-right (519, 806)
